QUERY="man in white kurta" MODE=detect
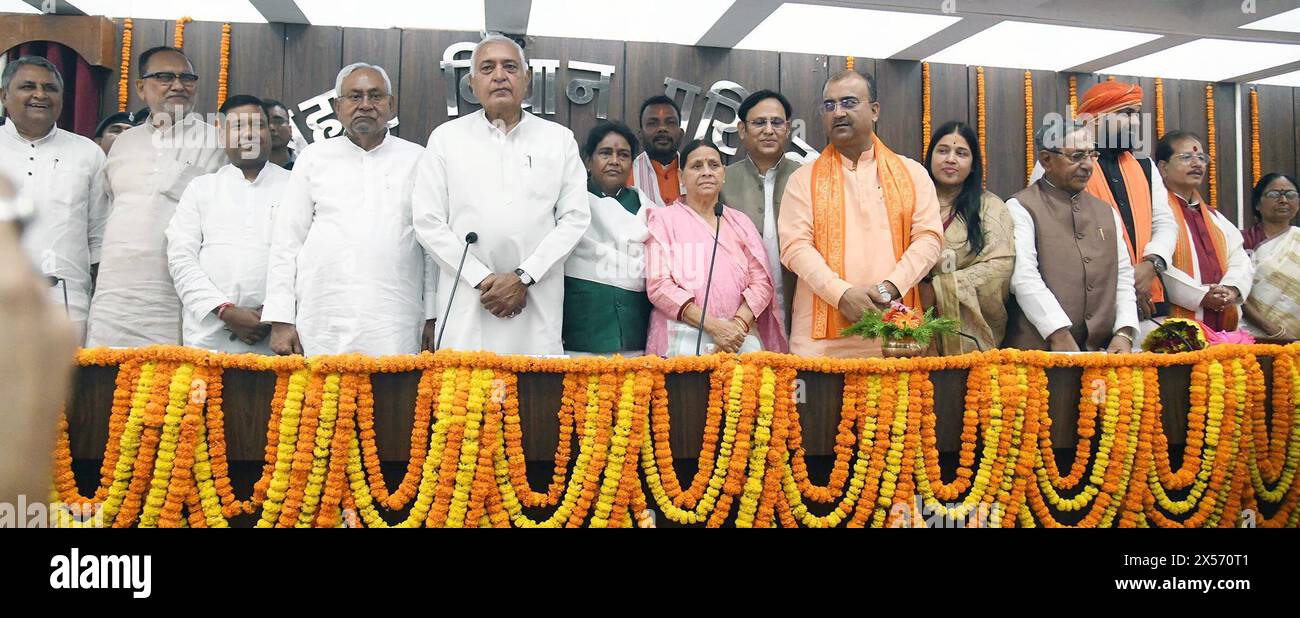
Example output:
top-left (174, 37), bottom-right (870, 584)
top-left (0, 56), bottom-right (109, 341)
top-left (86, 47), bottom-right (226, 346)
top-left (413, 36), bottom-right (589, 355)
top-left (166, 96), bottom-right (289, 354)
top-left (262, 63), bottom-right (436, 357)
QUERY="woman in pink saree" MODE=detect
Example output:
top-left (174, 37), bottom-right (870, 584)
top-left (644, 139), bottom-right (788, 356)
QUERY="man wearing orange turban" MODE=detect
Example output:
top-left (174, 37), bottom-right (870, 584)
top-left (1030, 80), bottom-right (1176, 326)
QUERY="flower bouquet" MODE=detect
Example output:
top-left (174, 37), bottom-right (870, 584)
top-left (842, 302), bottom-right (958, 358)
top-left (1141, 317), bottom-right (1256, 353)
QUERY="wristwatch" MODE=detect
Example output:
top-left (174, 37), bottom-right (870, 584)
top-left (876, 283), bottom-right (892, 303)
top-left (514, 268), bottom-right (534, 286)
top-left (1143, 255), bottom-right (1167, 274)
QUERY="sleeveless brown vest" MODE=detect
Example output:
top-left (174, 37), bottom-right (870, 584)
top-left (1005, 179), bottom-right (1119, 351)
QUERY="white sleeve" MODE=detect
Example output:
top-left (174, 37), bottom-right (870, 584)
top-left (423, 251), bottom-right (439, 320)
top-left (1215, 211), bottom-right (1254, 301)
top-left (412, 131), bottom-right (493, 288)
top-left (1006, 197), bottom-right (1072, 338)
top-left (165, 180), bottom-right (230, 322)
top-left (516, 134), bottom-right (591, 281)
top-left (261, 155), bottom-right (314, 325)
top-left (1112, 209), bottom-right (1139, 338)
top-left (86, 150), bottom-right (109, 264)
top-left (1143, 163), bottom-right (1176, 264)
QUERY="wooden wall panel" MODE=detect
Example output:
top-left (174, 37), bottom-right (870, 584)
top-left (1212, 81), bottom-right (1240, 224)
top-left (282, 24), bottom-right (342, 142)
top-left (930, 62), bottom-right (969, 137)
top-left (973, 66), bottom-right (1028, 199)
top-left (1241, 85), bottom-right (1296, 226)
top-left (778, 51), bottom-right (830, 152)
top-left (97, 17), bottom-right (167, 120)
top-left (1029, 69), bottom-right (1061, 173)
top-left (226, 22), bottom-right (285, 106)
top-left (395, 29), bottom-right (479, 146)
top-left (875, 59), bottom-right (922, 161)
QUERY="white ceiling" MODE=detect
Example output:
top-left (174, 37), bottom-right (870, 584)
top-left (9, 0), bottom-right (1300, 83)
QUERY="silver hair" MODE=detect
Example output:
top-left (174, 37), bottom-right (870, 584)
top-left (334, 62), bottom-right (393, 98)
top-left (1, 55), bottom-right (64, 93)
top-left (1035, 117), bottom-right (1092, 154)
top-left (470, 33), bottom-right (527, 70)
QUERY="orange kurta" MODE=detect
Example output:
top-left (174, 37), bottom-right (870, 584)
top-left (778, 146), bottom-right (943, 358)
top-left (630, 158), bottom-right (681, 205)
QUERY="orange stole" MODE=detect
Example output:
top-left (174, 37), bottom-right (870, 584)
top-left (1085, 151), bottom-right (1165, 302)
top-left (809, 136), bottom-right (918, 339)
top-left (1167, 190), bottom-right (1237, 330)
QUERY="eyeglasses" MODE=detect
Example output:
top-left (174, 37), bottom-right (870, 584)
top-left (1173, 153), bottom-right (1210, 165)
top-left (341, 92), bottom-right (390, 104)
top-left (821, 97), bottom-right (866, 113)
top-left (1045, 149), bottom-right (1101, 164)
top-left (1264, 189), bottom-right (1299, 200)
top-left (142, 72), bottom-right (199, 86)
top-left (746, 118), bottom-right (788, 130)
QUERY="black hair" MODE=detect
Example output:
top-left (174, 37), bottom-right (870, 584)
top-left (638, 95), bottom-right (682, 127)
top-left (138, 46), bottom-right (192, 76)
top-left (680, 139), bottom-right (721, 166)
top-left (824, 69), bottom-right (878, 103)
top-left (737, 89), bottom-right (792, 122)
top-left (93, 111), bottom-right (136, 138)
top-left (260, 98), bottom-right (289, 116)
top-left (582, 121), bottom-right (639, 160)
top-left (1153, 130), bottom-right (1203, 164)
top-left (219, 94), bottom-right (267, 117)
top-left (1251, 172), bottom-right (1300, 219)
top-left (925, 121), bottom-right (987, 256)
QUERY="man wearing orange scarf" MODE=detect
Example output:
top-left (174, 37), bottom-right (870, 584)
top-left (778, 70), bottom-right (942, 358)
top-left (1153, 131), bottom-right (1251, 333)
top-left (1031, 82), bottom-right (1176, 322)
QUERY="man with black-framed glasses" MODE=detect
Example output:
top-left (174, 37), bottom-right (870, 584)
top-left (1006, 122), bottom-right (1138, 353)
top-left (720, 89), bottom-right (799, 335)
top-left (86, 46), bottom-right (225, 347)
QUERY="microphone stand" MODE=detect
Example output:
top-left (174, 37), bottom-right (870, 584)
top-left (696, 202), bottom-right (725, 356)
top-left (435, 231), bottom-right (478, 352)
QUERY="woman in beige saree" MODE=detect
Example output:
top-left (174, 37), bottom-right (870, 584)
top-left (919, 121), bottom-right (1015, 354)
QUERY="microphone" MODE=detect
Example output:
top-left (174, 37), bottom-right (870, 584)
top-left (696, 202), bottom-right (725, 355)
top-left (435, 232), bottom-right (478, 352)
top-left (956, 331), bottom-right (983, 352)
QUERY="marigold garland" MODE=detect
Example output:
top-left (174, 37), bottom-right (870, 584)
top-left (1024, 70), bottom-right (1034, 184)
top-left (976, 66), bottom-right (987, 188)
top-left (217, 24), bottom-right (231, 105)
top-left (1205, 83), bottom-right (1218, 208)
top-left (1154, 78), bottom-right (1165, 140)
top-left (921, 62), bottom-right (931, 154)
top-left (173, 16), bottom-right (192, 49)
top-left (1068, 74), bottom-right (1078, 120)
top-left (117, 18), bottom-right (133, 112)
top-left (57, 344), bottom-right (1300, 528)
top-left (1249, 87), bottom-right (1261, 189)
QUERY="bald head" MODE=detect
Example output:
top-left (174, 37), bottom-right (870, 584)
top-left (823, 69), bottom-right (876, 103)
